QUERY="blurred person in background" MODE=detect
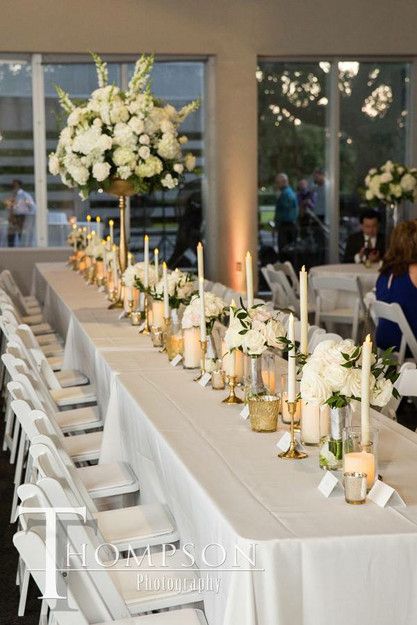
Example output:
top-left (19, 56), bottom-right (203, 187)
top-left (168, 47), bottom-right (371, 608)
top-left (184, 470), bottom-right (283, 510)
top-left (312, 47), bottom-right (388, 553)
top-left (343, 208), bottom-right (384, 264)
top-left (5, 179), bottom-right (36, 247)
top-left (274, 172), bottom-right (298, 259)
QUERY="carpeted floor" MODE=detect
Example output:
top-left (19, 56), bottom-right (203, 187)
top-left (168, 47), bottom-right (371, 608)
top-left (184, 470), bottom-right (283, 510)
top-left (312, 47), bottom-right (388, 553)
top-left (1, 403), bottom-right (416, 624)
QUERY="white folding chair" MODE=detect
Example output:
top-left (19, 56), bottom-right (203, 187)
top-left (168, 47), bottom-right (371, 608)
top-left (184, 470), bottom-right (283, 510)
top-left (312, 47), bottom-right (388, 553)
top-left (271, 261), bottom-right (300, 295)
top-left (312, 275), bottom-right (364, 342)
top-left (22, 445), bottom-right (201, 617)
top-left (380, 362), bottom-right (416, 421)
top-left (0, 270), bottom-right (41, 315)
top-left (261, 266), bottom-right (299, 311)
top-left (0, 301), bottom-right (54, 337)
top-left (371, 300), bottom-right (417, 364)
top-left (13, 524), bottom-right (207, 625)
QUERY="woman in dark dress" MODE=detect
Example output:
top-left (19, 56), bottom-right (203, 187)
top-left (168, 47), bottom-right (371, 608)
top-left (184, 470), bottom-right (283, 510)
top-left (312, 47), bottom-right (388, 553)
top-left (376, 220), bottom-right (417, 351)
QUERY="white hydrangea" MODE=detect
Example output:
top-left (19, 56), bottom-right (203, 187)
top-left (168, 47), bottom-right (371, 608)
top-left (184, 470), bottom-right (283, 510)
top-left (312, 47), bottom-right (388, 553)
top-left (161, 173), bottom-right (178, 189)
top-left (92, 162), bottom-right (111, 182)
top-left (113, 147), bottom-right (135, 166)
top-left (48, 153), bottom-right (60, 176)
top-left (157, 133), bottom-right (180, 160)
top-left (135, 156), bottom-right (163, 178)
top-left (116, 165), bottom-right (132, 180)
top-left (128, 116), bottom-right (145, 134)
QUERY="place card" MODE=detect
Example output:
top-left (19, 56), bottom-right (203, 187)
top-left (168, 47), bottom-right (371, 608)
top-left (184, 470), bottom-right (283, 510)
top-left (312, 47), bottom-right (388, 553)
top-left (368, 480), bottom-right (406, 508)
top-left (198, 372), bottom-right (211, 387)
top-left (240, 404), bottom-right (250, 420)
top-left (276, 431), bottom-right (306, 453)
top-left (170, 354), bottom-right (183, 367)
top-left (118, 311), bottom-right (127, 320)
top-left (318, 471), bottom-right (344, 498)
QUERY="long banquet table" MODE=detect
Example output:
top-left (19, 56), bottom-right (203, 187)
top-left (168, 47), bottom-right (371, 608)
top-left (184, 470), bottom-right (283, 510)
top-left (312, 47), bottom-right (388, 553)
top-left (33, 262), bottom-right (417, 625)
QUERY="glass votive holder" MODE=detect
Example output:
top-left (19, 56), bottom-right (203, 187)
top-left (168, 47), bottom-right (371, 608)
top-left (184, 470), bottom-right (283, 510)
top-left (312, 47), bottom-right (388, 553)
top-left (150, 326), bottom-right (163, 347)
top-left (130, 311), bottom-right (142, 326)
top-left (343, 426), bottom-right (378, 491)
top-left (248, 395), bottom-right (280, 432)
top-left (211, 367), bottom-right (225, 390)
top-left (344, 472), bottom-right (367, 505)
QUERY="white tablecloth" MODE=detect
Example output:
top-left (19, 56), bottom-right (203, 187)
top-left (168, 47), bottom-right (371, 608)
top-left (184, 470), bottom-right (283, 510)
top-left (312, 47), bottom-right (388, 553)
top-left (34, 262), bottom-right (417, 625)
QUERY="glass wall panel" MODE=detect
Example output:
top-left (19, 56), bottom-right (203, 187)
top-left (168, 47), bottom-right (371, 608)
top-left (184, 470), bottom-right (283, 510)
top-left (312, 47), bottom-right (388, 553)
top-left (257, 60), bottom-right (330, 279)
top-left (339, 61), bottom-right (409, 254)
top-left (0, 60), bottom-right (35, 247)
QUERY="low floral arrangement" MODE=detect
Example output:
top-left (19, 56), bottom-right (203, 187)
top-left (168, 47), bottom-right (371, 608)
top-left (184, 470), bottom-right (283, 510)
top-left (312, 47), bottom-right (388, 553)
top-left (224, 304), bottom-right (286, 357)
top-left (182, 292), bottom-right (226, 334)
top-left (48, 53), bottom-right (199, 199)
top-left (122, 262), bottom-right (157, 290)
top-left (85, 238), bottom-right (105, 261)
top-left (300, 338), bottom-right (398, 408)
top-left (68, 228), bottom-right (87, 250)
top-left (153, 269), bottom-right (197, 308)
top-left (364, 160), bottom-right (417, 204)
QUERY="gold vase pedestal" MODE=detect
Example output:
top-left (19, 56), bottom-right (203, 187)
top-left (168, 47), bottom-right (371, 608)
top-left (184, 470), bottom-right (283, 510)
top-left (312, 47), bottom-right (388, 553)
top-left (106, 178), bottom-right (135, 308)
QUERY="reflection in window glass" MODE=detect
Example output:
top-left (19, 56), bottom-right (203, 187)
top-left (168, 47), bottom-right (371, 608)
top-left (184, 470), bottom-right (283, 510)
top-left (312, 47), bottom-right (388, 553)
top-left (257, 61), bottom-right (330, 276)
top-left (339, 61), bottom-right (409, 247)
top-left (0, 61), bottom-right (36, 247)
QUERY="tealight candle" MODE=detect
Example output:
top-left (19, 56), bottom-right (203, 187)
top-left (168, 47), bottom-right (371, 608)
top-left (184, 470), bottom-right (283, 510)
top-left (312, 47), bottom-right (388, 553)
top-left (344, 450), bottom-right (375, 490)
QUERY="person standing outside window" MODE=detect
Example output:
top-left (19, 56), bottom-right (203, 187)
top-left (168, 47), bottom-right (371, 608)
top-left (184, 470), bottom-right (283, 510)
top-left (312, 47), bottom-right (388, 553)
top-left (6, 179), bottom-right (36, 247)
top-left (274, 173), bottom-right (298, 258)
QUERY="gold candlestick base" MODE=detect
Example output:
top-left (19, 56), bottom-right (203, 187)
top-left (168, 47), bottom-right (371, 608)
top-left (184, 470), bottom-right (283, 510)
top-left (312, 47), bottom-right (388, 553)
top-left (159, 317), bottom-right (171, 352)
top-left (194, 339), bottom-right (208, 381)
top-left (278, 401), bottom-right (308, 460)
top-left (138, 294), bottom-right (150, 334)
top-left (222, 375), bottom-right (243, 404)
top-left (108, 284), bottom-right (123, 309)
top-left (127, 299), bottom-right (134, 317)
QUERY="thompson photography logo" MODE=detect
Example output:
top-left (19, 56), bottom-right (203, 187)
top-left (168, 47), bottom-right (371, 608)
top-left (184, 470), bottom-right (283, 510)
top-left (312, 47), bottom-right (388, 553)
top-left (16, 505), bottom-right (262, 603)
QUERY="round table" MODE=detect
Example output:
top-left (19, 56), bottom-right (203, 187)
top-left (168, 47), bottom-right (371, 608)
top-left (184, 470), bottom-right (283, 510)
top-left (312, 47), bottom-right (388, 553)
top-left (310, 263), bottom-right (379, 312)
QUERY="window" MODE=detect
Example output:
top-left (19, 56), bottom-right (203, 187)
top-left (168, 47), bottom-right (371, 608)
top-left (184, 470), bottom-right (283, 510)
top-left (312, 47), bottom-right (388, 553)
top-left (257, 58), bottom-right (411, 278)
top-left (0, 60), bottom-right (35, 247)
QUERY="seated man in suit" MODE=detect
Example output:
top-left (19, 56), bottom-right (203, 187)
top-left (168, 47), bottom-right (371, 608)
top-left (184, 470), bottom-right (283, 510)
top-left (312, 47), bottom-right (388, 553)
top-left (343, 209), bottom-right (385, 264)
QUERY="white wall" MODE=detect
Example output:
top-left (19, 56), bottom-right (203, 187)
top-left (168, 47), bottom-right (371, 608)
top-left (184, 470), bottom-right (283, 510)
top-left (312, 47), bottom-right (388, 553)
top-left (1, 0), bottom-right (417, 288)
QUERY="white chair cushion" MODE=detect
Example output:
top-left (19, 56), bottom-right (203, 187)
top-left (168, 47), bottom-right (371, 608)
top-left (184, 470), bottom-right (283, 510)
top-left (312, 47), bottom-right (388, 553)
top-left (62, 431), bottom-right (102, 461)
top-left (30, 322), bottom-right (54, 336)
top-left (47, 355), bottom-right (64, 371)
top-left (54, 405), bottom-right (102, 432)
top-left (36, 333), bottom-right (63, 346)
top-left (22, 313), bottom-right (44, 325)
top-left (94, 503), bottom-right (176, 545)
top-left (98, 608), bottom-right (206, 625)
top-left (41, 344), bottom-right (64, 358)
top-left (55, 369), bottom-right (89, 388)
top-left (50, 384), bottom-right (97, 407)
top-left (76, 461), bottom-right (138, 494)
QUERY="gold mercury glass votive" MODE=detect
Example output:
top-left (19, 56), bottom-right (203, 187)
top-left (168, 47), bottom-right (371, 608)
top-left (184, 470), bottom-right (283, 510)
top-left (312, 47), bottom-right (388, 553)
top-left (166, 334), bottom-right (184, 361)
top-left (211, 369), bottom-right (225, 390)
top-left (130, 311), bottom-right (142, 326)
top-left (248, 395), bottom-right (280, 432)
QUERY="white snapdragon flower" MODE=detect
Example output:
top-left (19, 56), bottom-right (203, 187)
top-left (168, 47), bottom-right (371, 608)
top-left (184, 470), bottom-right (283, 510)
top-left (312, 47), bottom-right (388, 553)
top-left (67, 107), bottom-right (84, 127)
top-left (92, 162), bottom-right (111, 182)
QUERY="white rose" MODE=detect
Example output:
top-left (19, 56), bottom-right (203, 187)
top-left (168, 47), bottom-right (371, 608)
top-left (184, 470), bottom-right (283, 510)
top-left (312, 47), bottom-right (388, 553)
top-left (173, 163), bottom-right (184, 174)
top-left (138, 145), bottom-right (151, 160)
top-left (324, 363), bottom-right (350, 392)
top-left (380, 172), bottom-right (393, 184)
top-left (225, 319), bottom-right (244, 350)
top-left (139, 134), bottom-right (150, 145)
top-left (383, 160), bottom-right (393, 172)
top-left (92, 162), bottom-right (111, 182)
top-left (241, 329), bottom-right (266, 356)
top-left (365, 189), bottom-right (374, 201)
top-left (261, 318), bottom-right (286, 349)
top-left (340, 368), bottom-right (364, 398)
top-left (390, 183), bottom-right (402, 199)
top-left (157, 133), bottom-right (180, 160)
top-left (184, 153), bottom-right (196, 171)
top-left (300, 364), bottom-right (331, 404)
top-left (371, 378), bottom-right (393, 407)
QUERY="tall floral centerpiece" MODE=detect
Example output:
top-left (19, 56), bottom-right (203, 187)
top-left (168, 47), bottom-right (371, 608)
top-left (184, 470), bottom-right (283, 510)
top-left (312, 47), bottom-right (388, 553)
top-left (364, 160), bottom-right (417, 244)
top-left (48, 53), bottom-right (199, 272)
top-left (300, 338), bottom-right (398, 469)
top-left (224, 304), bottom-right (286, 397)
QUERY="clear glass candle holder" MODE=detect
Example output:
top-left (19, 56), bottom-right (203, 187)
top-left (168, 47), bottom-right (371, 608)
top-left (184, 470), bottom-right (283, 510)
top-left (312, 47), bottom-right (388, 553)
top-left (343, 426), bottom-right (379, 491)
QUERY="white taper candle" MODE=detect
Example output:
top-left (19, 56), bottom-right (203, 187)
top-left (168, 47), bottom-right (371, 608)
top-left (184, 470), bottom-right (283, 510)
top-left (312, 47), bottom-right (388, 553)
top-left (287, 313), bottom-right (296, 403)
top-left (300, 265), bottom-right (309, 356)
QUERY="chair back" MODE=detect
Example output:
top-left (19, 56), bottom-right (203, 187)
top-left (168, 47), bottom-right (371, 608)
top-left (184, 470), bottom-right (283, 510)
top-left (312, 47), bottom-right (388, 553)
top-left (271, 261), bottom-right (300, 294)
top-left (371, 300), bottom-right (417, 364)
top-left (312, 275), bottom-right (363, 341)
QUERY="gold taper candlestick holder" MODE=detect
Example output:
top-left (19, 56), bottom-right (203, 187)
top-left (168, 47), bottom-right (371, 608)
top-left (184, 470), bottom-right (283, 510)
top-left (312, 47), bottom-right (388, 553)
top-left (127, 299), bottom-right (134, 317)
top-left (278, 400), bottom-right (308, 459)
top-left (108, 281), bottom-right (124, 309)
top-left (139, 294), bottom-right (150, 334)
top-left (222, 375), bottom-right (243, 404)
top-left (159, 317), bottom-right (171, 352)
top-left (194, 339), bottom-right (208, 381)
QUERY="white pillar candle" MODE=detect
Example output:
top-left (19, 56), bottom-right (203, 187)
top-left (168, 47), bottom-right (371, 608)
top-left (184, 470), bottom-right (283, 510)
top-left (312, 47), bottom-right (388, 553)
top-left (144, 234), bottom-right (149, 289)
top-left (112, 244), bottom-right (118, 289)
top-left (154, 248), bottom-right (159, 280)
top-left (301, 401), bottom-right (330, 445)
top-left (109, 219), bottom-right (114, 245)
top-left (198, 276), bottom-right (207, 342)
top-left (128, 252), bottom-right (133, 267)
top-left (183, 327), bottom-right (202, 368)
top-left (287, 313), bottom-right (296, 402)
top-left (152, 300), bottom-right (165, 328)
top-left (86, 214), bottom-right (91, 234)
top-left (197, 242), bottom-right (204, 280)
top-left (361, 334), bottom-right (372, 446)
top-left (344, 451), bottom-right (375, 490)
top-left (162, 262), bottom-right (170, 318)
top-left (245, 251), bottom-right (254, 308)
top-left (300, 265), bottom-right (308, 356)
